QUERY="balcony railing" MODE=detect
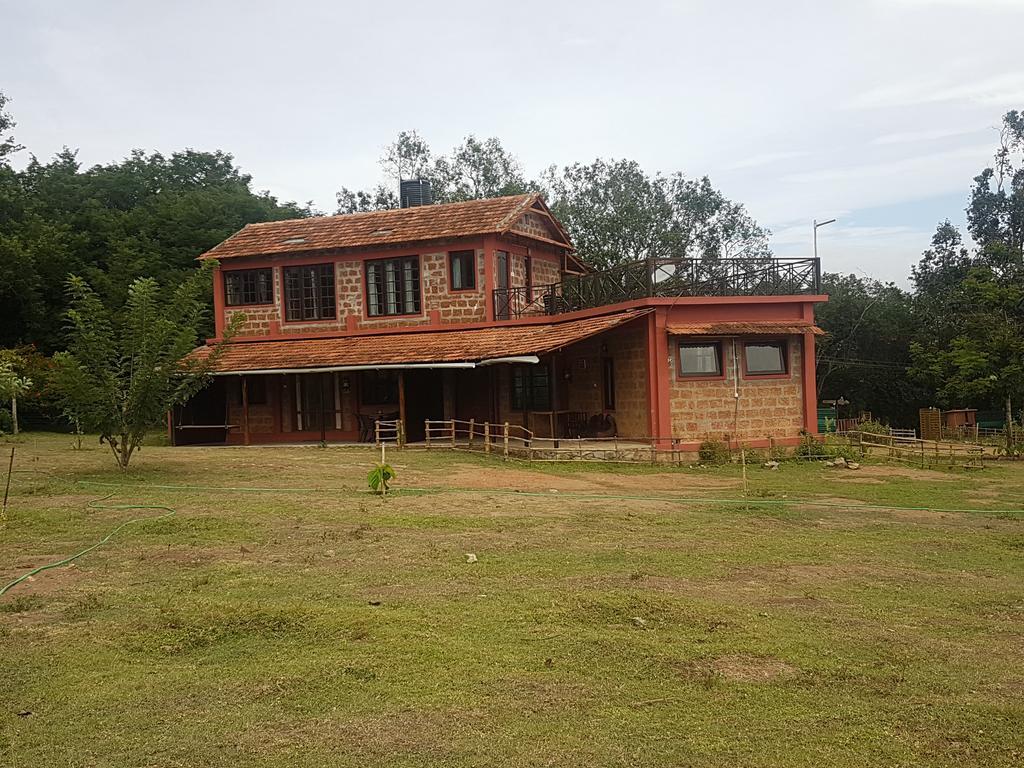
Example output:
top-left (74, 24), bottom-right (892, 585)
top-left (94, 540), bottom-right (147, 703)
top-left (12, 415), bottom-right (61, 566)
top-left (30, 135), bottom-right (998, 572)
top-left (493, 256), bottom-right (821, 319)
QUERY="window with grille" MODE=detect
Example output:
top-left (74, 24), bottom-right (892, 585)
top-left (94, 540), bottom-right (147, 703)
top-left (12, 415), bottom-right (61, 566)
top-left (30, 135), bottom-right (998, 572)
top-left (224, 268), bottom-right (273, 306)
top-left (366, 256), bottom-right (421, 317)
top-left (283, 264), bottom-right (336, 321)
top-left (511, 365), bottom-right (551, 411)
top-left (449, 250), bottom-right (475, 290)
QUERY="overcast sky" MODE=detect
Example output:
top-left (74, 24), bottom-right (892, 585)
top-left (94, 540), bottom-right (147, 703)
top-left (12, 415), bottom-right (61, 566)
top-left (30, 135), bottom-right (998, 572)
top-left (5, 0), bottom-right (1023, 283)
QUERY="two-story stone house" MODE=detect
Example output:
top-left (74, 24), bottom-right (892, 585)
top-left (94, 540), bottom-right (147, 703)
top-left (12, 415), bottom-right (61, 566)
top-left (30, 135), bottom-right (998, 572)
top-left (176, 193), bottom-right (825, 452)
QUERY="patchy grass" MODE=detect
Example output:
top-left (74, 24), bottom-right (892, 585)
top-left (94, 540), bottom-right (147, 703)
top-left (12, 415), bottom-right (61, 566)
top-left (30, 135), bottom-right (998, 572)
top-left (1, 433), bottom-right (1023, 767)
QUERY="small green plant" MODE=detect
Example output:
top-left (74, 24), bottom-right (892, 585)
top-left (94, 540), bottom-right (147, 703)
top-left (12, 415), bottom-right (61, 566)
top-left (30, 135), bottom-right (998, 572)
top-left (367, 463), bottom-right (396, 495)
top-left (793, 431), bottom-right (824, 460)
top-left (698, 437), bottom-right (731, 465)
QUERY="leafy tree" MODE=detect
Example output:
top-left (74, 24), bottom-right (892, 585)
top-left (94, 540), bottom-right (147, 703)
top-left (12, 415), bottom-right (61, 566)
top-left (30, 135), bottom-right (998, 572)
top-left (544, 159), bottom-right (770, 269)
top-left (0, 141), bottom-right (309, 352)
top-left (0, 90), bottom-right (24, 165)
top-left (967, 110), bottom-right (1024, 253)
top-left (543, 159), bottom-right (671, 268)
top-left (815, 274), bottom-right (923, 425)
top-left (335, 131), bottom-right (531, 212)
top-left (51, 266), bottom-right (238, 470)
top-left (910, 246), bottom-right (1023, 452)
top-left (434, 136), bottom-right (531, 202)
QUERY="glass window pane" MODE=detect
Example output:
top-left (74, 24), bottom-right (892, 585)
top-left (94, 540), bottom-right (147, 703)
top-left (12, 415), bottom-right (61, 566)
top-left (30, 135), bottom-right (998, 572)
top-left (680, 344), bottom-right (721, 375)
top-left (745, 342), bottom-right (785, 374)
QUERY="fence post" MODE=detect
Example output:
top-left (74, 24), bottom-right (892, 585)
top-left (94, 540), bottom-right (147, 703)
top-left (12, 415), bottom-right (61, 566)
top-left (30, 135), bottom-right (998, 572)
top-left (425, 420), bottom-right (431, 449)
top-left (503, 422), bottom-right (510, 460)
top-left (374, 420), bottom-right (380, 447)
top-left (468, 419), bottom-right (475, 448)
top-left (451, 420), bottom-right (457, 448)
top-left (484, 422), bottom-right (491, 454)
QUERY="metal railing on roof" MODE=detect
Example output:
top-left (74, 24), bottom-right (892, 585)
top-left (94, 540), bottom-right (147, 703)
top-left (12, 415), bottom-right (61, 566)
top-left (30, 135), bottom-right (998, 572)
top-left (493, 256), bottom-right (821, 319)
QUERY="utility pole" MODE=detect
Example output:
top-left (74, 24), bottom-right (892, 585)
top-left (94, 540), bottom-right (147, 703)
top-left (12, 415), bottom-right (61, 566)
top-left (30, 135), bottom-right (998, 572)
top-left (813, 218), bottom-right (836, 260)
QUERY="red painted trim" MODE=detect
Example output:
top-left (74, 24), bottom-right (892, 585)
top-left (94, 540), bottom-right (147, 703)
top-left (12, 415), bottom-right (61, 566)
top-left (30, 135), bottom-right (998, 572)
top-left (802, 330), bottom-right (818, 434)
top-left (212, 266), bottom-right (226, 338)
top-left (739, 338), bottom-right (792, 380)
top-left (645, 308), bottom-right (672, 448)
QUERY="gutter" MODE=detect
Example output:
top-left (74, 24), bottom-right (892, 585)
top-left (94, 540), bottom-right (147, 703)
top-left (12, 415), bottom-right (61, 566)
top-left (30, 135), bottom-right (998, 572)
top-left (209, 355), bottom-right (541, 377)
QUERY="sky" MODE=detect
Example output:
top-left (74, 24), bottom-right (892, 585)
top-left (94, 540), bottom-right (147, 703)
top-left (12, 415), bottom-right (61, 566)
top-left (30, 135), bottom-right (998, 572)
top-left (4, 0), bottom-right (1023, 284)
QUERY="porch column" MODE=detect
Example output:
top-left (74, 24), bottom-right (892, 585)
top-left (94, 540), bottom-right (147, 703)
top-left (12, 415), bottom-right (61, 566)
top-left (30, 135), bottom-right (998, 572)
top-left (802, 331), bottom-right (818, 434)
top-left (398, 371), bottom-right (407, 429)
top-left (241, 375), bottom-right (250, 445)
top-left (213, 266), bottom-right (226, 339)
top-left (646, 309), bottom-right (672, 448)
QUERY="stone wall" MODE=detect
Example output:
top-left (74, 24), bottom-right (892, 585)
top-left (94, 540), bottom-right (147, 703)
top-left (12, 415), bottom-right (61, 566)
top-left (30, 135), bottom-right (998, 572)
top-left (668, 337), bottom-right (805, 442)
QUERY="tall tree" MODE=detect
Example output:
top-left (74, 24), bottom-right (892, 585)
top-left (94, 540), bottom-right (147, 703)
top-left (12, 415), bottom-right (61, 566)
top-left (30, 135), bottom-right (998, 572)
top-left (0, 91), bottom-right (24, 164)
top-left (0, 140), bottom-right (310, 351)
top-left (815, 273), bottom-right (922, 426)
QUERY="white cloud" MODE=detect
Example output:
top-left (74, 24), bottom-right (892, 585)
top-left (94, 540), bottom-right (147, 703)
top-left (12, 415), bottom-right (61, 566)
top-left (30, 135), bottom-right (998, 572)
top-left (870, 126), bottom-right (987, 145)
top-left (846, 73), bottom-right (1024, 110)
top-left (781, 143), bottom-right (992, 184)
top-left (725, 150), bottom-right (809, 170)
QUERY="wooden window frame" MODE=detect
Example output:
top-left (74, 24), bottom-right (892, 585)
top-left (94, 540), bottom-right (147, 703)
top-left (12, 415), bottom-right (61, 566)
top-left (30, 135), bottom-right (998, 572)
top-left (283, 263), bottom-right (336, 322)
top-left (448, 250), bottom-right (476, 291)
top-left (365, 256), bottom-right (422, 317)
top-left (677, 340), bottom-right (726, 380)
top-left (742, 339), bottom-right (790, 378)
top-left (510, 364), bottom-right (551, 412)
top-left (224, 268), bottom-right (274, 307)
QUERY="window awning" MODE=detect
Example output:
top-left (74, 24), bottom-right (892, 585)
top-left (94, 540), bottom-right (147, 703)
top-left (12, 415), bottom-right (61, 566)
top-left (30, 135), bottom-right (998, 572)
top-left (668, 322), bottom-right (824, 336)
top-left (192, 309), bottom-right (650, 375)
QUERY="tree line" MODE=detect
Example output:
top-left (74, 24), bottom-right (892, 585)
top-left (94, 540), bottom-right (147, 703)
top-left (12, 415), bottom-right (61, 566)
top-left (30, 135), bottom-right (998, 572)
top-left (0, 88), bottom-right (1021, 442)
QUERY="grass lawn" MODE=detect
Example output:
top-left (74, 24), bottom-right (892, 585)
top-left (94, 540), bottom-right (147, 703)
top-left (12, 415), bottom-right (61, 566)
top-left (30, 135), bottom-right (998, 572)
top-left (1, 433), bottom-right (1023, 767)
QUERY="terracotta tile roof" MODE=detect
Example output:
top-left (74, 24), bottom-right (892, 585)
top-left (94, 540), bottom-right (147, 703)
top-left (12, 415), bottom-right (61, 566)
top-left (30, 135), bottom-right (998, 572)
top-left (200, 193), bottom-right (569, 261)
top-left (668, 322), bottom-right (824, 335)
top-left (195, 310), bottom-right (650, 373)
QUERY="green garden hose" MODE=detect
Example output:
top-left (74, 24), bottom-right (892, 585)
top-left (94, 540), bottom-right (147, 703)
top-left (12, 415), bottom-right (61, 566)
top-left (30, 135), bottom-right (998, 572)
top-left (0, 494), bottom-right (176, 597)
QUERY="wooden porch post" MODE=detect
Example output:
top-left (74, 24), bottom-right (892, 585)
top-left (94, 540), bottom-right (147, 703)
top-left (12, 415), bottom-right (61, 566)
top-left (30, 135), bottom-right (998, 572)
top-left (241, 375), bottom-right (250, 446)
top-left (398, 370), bottom-right (407, 436)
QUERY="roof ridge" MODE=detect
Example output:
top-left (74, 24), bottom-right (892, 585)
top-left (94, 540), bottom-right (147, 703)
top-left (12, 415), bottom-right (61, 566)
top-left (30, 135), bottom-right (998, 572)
top-left (242, 192), bottom-right (535, 229)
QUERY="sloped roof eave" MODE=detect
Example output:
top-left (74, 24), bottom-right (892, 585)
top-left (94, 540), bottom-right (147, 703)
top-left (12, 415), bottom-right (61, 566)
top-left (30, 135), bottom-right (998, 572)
top-left (194, 309), bottom-right (651, 374)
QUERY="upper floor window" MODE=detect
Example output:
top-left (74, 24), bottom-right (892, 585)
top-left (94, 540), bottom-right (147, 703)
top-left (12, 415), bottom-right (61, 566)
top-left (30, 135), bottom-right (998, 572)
top-left (225, 268), bottom-right (273, 306)
top-left (283, 264), bottom-right (336, 321)
top-left (449, 250), bottom-right (476, 290)
top-left (366, 256), bottom-right (421, 317)
top-left (679, 341), bottom-right (722, 377)
top-left (744, 341), bottom-right (787, 375)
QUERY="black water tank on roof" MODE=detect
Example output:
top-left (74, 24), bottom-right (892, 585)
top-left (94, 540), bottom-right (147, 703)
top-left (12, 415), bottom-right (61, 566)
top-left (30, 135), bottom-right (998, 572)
top-left (400, 179), bottom-right (433, 208)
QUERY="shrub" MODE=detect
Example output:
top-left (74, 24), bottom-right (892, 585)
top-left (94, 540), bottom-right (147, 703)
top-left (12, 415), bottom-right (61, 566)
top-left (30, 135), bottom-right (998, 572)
top-left (698, 438), bottom-right (731, 465)
top-left (793, 431), bottom-right (825, 460)
top-left (858, 419), bottom-right (889, 436)
top-left (0, 407), bottom-right (11, 435)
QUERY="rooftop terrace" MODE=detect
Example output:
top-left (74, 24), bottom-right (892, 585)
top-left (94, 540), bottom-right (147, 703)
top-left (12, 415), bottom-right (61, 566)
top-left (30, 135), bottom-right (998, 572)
top-left (494, 256), bottom-right (822, 318)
